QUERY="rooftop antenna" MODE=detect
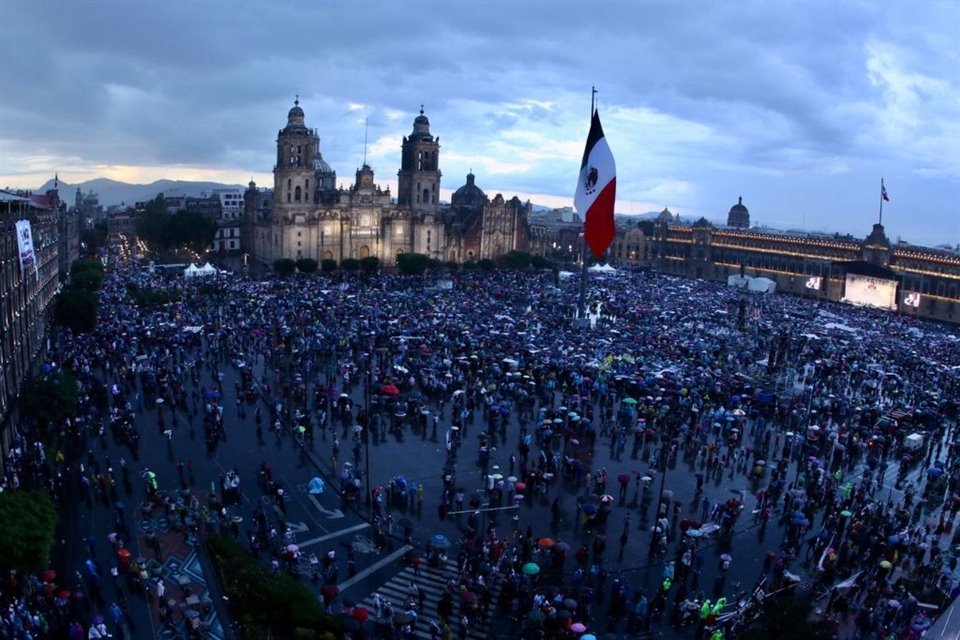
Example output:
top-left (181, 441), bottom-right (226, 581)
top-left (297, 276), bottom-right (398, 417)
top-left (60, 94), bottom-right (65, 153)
top-left (362, 117), bottom-right (369, 167)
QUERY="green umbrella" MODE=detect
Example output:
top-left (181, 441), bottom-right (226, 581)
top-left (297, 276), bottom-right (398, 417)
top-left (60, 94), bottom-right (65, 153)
top-left (522, 562), bottom-right (540, 576)
top-left (623, 397), bottom-right (638, 405)
top-left (840, 510), bottom-right (853, 518)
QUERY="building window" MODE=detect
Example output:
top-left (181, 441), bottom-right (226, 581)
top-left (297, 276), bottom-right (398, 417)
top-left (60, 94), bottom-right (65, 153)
top-left (295, 186), bottom-right (301, 202)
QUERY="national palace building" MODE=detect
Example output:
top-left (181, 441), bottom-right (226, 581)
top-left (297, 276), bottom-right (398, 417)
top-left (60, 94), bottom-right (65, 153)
top-left (611, 199), bottom-right (960, 324)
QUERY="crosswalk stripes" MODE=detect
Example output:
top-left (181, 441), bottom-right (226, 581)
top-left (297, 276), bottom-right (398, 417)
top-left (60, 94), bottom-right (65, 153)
top-left (358, 558), bottom-right (501, 640)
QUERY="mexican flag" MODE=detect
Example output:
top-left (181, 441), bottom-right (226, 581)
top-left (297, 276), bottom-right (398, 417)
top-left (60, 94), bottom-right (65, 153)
top-left (575, 109), bottom-right (617, 258)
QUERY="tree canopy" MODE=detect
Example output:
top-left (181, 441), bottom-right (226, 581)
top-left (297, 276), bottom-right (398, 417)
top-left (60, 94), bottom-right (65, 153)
top-left (0, 489), bottom-right (58, 573)
top-left (20, 370), bottom-right (79, 429)
top-left (273, 259), bottom-right (296, 276)
top-left (395, 252), bottom-right (430, 274)
top-left (135, 197), bottom-right (217, 255)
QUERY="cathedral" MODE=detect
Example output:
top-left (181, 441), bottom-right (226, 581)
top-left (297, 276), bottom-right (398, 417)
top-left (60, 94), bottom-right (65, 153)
top-left (242, 100), bottom-right (530, 267)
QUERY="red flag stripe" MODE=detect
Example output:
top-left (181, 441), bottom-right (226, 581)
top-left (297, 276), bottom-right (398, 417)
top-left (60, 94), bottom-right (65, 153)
top-left (584, 178), bottom-right (617, 258)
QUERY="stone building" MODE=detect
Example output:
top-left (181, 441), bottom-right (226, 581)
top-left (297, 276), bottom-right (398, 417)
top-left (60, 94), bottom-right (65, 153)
top-left (0, 186), bottom-right (63, 462)
top-left (652, 198), bottom-right (960, 323)
top-left (242, 100), bottom-right (531, 266)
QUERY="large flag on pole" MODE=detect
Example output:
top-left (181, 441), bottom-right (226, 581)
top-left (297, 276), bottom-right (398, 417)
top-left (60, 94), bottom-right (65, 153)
top-left (575, 109), bottom-right (616, 258)
top-left (881, 179), bottom-right (890, 202)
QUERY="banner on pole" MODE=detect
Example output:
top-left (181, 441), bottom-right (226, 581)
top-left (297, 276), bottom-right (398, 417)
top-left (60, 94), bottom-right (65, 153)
top-left (15, 219), bottom-right (38, 280)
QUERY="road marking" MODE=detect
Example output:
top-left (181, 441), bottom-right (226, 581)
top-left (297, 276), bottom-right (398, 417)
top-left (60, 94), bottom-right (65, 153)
top-left (337, 544), bottom-right (412, 592)
top-left (308, 493), bottom-right (344, 519)
top-left (298, 522), bottom-right (370, 549)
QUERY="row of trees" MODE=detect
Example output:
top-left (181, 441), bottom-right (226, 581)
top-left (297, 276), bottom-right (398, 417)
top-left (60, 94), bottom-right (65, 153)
top-left (273, 250), bottom-right (553, 276)
top-left (54, 259), bottom-right (104, 333)
top-left (134, 195), bottom-right (218, 255)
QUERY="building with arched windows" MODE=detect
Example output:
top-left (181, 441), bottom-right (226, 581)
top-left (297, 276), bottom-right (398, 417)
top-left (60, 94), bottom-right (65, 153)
top-left (242, 100), bottom-right (531, 266)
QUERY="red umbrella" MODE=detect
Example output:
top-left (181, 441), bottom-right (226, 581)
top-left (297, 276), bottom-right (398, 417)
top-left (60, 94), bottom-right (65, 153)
top-left (514, 482), bottom-right (526, 492)
top-left (40, 569), bottom-right (56, 582)
top-left (379, 384), bottom-right (400, 396)
top-left (353, 606), bottom-right (369, 623)
top-left (321, 584), bottom-right (340, 600)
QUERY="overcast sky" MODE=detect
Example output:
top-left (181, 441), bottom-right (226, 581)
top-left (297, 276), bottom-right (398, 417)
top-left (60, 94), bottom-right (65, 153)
top-left (1, 0), bottom-right (958, 247)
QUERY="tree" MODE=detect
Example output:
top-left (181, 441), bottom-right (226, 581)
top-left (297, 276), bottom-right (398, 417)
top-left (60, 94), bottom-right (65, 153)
top-left (531, 254), bottom-right (551, 269)
top-left (320, 259), bottom-right (338, 273)
top-left (445, 260), bottom-right (459, 273)
top-left (395, 252), bottom-right (430, 274)
top-left (55, 289), bottom-right (98, 333)
top-left (340, 258), bottom-right (360, 272)
top-left (71, 269), bottom-right (103, 292)
top-left (477, 258), bottom-right (495, 271)
top-left (20, 370), bottom-right (79, 430)
top-left (79, 222), bottom-right (108, 256)
top-left (273, 259), bottom-right (296, 276)
top-left (135, 195), bottom-right (172, 250)
top-left (168, 210), bottom-right (218, 255)
top-left (359, 256), bottom-right (380, 274)
top-left (295, 258), bottom-right (318, 274)
top-left (499, 250), bottom-right (532, 269)
top-left (462, 260), bottom-right (478, 271)
top-left (0, 490), bottom-right (58, 572)
top-left (737, 596), bottom-right (833, 640)
top-left (70, 259), bottom-right (104, 276)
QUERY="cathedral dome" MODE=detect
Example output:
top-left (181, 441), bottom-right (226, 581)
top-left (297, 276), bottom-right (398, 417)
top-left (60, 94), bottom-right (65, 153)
top-left (314, 156), bottom-right (333, 174)
top-left (410, 107), bottom-right (432, 139)
top-left (657, 207), bottom-right (673, 222)
top-left (452, 172), bottom-right (486, 209)
top-left (286, 98), bottom-right (305, 128)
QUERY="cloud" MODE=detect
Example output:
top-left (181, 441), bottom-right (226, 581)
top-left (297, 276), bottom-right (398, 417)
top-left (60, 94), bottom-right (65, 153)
top-left (0, 0), bottom-right (957, 247)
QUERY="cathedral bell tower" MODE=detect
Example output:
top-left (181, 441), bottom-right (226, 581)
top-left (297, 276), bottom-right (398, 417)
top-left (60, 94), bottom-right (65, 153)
top-left (397, 107), bottom-right (441, 213)
top-left (275, 97), bottom-right (319, 210)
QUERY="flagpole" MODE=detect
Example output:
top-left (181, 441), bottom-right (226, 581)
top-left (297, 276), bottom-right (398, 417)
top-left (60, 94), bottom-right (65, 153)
top-left (879, 178), bottom-right (884, 225)
top-left (576, 87), bottom-right (597, 326)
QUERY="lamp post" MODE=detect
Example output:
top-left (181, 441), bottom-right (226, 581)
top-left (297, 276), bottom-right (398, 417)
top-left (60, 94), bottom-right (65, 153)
top-left (364, 361), bottom-right (372, 507)
top-left (648, 442), bottom-right (668, 558)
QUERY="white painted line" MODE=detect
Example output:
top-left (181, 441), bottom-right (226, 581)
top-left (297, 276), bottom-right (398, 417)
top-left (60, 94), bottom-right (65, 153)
top-left (337, 544), bottom-right (412, 592)
top-left (297, 522), bottom-right (370, 549)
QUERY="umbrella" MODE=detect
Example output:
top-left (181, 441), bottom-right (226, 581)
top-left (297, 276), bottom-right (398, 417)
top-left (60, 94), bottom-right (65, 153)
top-left (353, 606), bottom-right (369, 623)
top-left (880, 560), bottom-right (892, 569)
top-left (582, 503), bottom-right (598, 515)
top-left (515, 482), bottom-right (526, 491)
top-left (582, 635), bottom-right (597, 640)
top-left (491, 473), bottom-right (504, 481)
top-left (570, 622), bottom-right (587, 633)
top-left (928, 467), bottom-right (944, 477)
top-left (563, 598), bottom-right (578, 609)
top-left (286, 544), bottom-right (299, 553)
top-left (686, 528), bottom-right (703, 538)
top-left (840, 510), bottom-right (853, 518)
top-left (527, 609), bottom-right (546, 622)
top-left (599, 494), bottom-right (615, 503)
top-left (555, 541), bottom-right (571, 552)
top-left (379, 384), bottom-right (400, 397)
top-left (623, 397), bottom-right (638, 405)
top-left (507, 476), bottom-right (518, 483)
top-left (522, 562), bottom-right (541, 576)
top-left (308, 477), bottom-right (325, 494)
top-left (321, 584), bottom-right (340, 599)
top-left (720, 553), bottom-right (732, 563)
top-left (462, 591), bottom-right (478, 604)
top-left (538, 537), bottom-right (556, 548)
top-left (40, 569), bottom-right (56, 582)
top-left (430, 534), bottom-right (451, 549)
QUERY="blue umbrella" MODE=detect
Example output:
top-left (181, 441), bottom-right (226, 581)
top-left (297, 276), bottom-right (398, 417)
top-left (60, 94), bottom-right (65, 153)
top-left (928, 467), bottom-right (943, 477)
top-left (430, 534), bottom-right (451, 549)
top-left (308, 477), bottom-right (325, 494)
top-left (582, 503), bottom-right (598, 515)
top-left (791, 511), bottom-right (807, 525)
top-left (888, 534), bottom-right (900, 544)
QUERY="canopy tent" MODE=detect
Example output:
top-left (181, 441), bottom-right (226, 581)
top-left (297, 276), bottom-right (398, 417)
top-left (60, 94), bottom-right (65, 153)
top-left (588, 263), bottom-right (617, 274)
top-left (747, 277), bottom-right (776, 294)
top-left (558, 271), bottom-right (576, 281)
top-left (185, 262), bottom-right (217, 278)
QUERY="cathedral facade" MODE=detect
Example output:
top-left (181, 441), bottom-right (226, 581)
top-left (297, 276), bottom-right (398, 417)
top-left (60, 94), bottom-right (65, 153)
top-left (242, 101), bottom-right (530, 266)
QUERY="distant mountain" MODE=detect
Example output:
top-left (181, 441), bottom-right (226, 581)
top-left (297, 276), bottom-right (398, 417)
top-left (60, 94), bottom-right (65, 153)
top-left (36, 178), bottom-right (246, 207)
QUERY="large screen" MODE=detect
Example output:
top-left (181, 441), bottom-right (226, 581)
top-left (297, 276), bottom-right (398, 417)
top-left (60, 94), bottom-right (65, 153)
top-left (844, 273), bottom-right (897, 310)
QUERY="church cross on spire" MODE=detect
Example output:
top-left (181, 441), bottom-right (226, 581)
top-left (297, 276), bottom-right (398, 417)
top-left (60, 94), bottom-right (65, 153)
top-left (420, 104), bottom-right (424, 115)
top-left (295, 94), bottom-right (299, 106)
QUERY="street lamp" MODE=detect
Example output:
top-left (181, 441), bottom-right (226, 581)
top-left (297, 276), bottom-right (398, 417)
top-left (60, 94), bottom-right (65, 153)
top-left (364, 361), bottom-right (372, 507)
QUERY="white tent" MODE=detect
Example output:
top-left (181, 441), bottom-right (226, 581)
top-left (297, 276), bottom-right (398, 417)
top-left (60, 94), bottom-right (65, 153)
top-left (198, 262), bottom-right (217, 276)
top-left (588, 263), bottom-right (617, 274)
top-left (747, 277), bottom-right (777, 294)
top-left (558, 271), bottom-right (576, 281)
top-left (727, 275), bottom-right (750, 288)
top-left (183, 264), bottom-right (200, 278)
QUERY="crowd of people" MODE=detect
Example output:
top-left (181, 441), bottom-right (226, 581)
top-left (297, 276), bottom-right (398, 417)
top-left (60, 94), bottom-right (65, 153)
top-left (1, 245), bottom-right (959, 639)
